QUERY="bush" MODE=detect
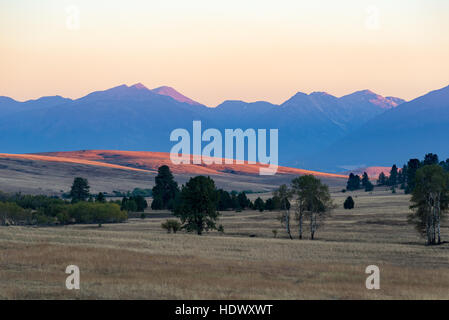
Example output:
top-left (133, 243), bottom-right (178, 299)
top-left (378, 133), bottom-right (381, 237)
top-left (35, 214), bottom-right (56, 226)
top-left (68, 202), bottom-right (127, 226)
top-left (343, 196), bottom-right (355, 210)
top-left (161, 219), bottom-right (181, 233)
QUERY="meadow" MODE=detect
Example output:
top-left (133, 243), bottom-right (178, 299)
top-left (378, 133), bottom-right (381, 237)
top-left (1, 188), bottom-right (448, 299)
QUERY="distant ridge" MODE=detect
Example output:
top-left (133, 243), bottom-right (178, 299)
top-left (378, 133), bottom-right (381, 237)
top-left (3, 82), bottom-right (448, 171)
top-left (0, 150), bottom-right (347, 178)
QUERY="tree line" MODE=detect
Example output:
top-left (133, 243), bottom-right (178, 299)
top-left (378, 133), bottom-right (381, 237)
top-left (150, 165), bottom-right (291, 213)
top-left (345, 153), bottom-right (449, 245)
top-left (154, 165), bottom-right (335, 239)
top-left (0, 177), bottom-right (128, 227)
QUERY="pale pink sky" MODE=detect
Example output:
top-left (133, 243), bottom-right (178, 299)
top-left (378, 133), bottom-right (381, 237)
top-left (1, 0), bottom-right (448, 106)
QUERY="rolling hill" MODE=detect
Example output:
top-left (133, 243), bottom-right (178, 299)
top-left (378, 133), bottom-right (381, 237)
top-left (0, 150), bottom-right (347, 178)
top-left (0, 150), bottom-right (347, 195)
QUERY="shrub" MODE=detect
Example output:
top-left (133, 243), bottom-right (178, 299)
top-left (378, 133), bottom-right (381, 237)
top-left (161, 219), bottom-right (181, 233)
top-left (68, 202), bottom-right (127, 226)
top-left (343, 196), bottom-right (355, 210)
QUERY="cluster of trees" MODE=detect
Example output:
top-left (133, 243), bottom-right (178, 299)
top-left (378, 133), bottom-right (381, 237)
top-left (374, 153), bottom-right (449, 245)
top-left (112, 188), bottom-right (152, 198)
top-left (217, 190), bottom-right (287, 212)
top-left (120, 195), bottom-right (148, 212)
top-left (377, 153), bottom-right (449, 194)
top-left (151, 165), bottom-right (283, 213)
top-left (216, 189), bottom-right (252, 211)
top-left (0, 177), bottom-right (128, 227)
top-left (270, 175), bottom-right (333, 240)
top-left (150, 166), bottom-right (336, 239)
top-left (406, 156), bottom-right (449, 245)
top-left (377, 165), bottom-right (402, 192)
top-left (346, 172), bottom-right (373, 192)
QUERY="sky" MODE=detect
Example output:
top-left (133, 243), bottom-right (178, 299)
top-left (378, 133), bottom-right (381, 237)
top-left (1, 0), bottom-right (449, 107)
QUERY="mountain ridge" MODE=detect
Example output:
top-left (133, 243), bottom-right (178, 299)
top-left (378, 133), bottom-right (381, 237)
top-left (2, 83), bottom-right (447, 172)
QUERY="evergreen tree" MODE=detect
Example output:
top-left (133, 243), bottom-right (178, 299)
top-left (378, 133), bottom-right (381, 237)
top-left (96, 192), bottom-right (106, 203)
top-left (365, 181), bottom-right (374, 192)
top-left (151, 165), bottom-right (179, 210)
top-left (217, 189), bottom-right (233, 210)
top-left (121, 197), bottom-right (137, 212)
top-left (423, 153), bottom-right (439, 166)
top-left (389, 165), bottom-right (398, 187)
top-left (265, 198), bottom-right (275, 211)
top-left (346, 173), bottom-right (361, 191)
top-left (70, 177), bottom-right (90, 203)
top-left (237, 192), bottom-right (251, 209)
top-left (174, 176), bottom-right (220, 235)
top-left (399, 164), bottom-right (408, 189)
top-left (441, 159), bottom-right (449, 172)
top-left (230, 191), bottom-right (240, 210)
top-left (377, 172), bottom-right (387, 186)
top-left (361, 172), bottom-right (370, 188)
top-left (405, 158), bottom-right (420, 194)
top-left (254, 197), bottom-right (265, 212)
top-left (130, 195), bottom-right (148, 212)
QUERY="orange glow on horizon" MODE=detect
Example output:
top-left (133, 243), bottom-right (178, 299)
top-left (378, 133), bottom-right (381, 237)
top-left (1, 0), bottom-right (448, 106)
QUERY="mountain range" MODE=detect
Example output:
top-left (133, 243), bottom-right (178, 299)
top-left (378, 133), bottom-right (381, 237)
top-left (1, 82), bottom-right (448, 172)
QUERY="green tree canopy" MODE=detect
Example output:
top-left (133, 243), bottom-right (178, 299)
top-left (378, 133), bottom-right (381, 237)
top-left (409, 164), bottom-right (449, 245)
top-left (254, 197), bottom-right (265, 212)
top-left (174, 176), bottom-right (220, 235)
top-left (291, 175), bottom-right (333, 240)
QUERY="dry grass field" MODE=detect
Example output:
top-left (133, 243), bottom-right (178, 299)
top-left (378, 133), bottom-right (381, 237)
top-left (1, 187), bottom-right (448, 299)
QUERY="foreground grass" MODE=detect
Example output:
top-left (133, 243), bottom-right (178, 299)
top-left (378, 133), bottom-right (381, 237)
top-left (0, 189), bottom-right (448, 299)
